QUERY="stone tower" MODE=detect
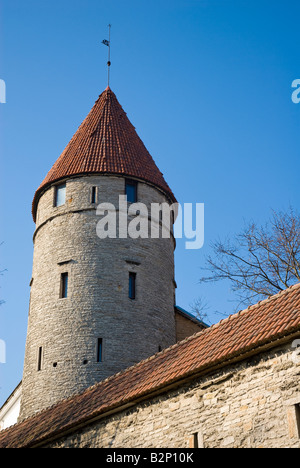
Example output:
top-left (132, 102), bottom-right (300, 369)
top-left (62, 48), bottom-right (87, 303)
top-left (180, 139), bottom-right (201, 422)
top-left (19, 87), bottom-right (177, 420)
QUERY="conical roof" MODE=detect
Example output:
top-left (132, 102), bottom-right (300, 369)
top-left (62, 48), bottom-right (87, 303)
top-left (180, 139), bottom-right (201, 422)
top-left (32, 87), bottom-right (176, 221)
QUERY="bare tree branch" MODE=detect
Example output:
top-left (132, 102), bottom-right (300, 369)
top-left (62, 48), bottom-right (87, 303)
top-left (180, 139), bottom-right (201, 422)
top-left (200, 207), bottom-right (300, 307)
top-left (189, 297), bottom-right (211, 324)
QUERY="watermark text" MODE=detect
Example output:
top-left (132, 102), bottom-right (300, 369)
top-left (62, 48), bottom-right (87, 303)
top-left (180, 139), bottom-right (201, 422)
top-left (292, 339), bottom-right (300, 364)
top-left (0, 79), bottom-right (6, 104)
top-left (291, 79), bottom-right (300, 104)
top-left (0, 339), bottom-right (6, 364)
top-left (96, 196), bottom-right (204, 250)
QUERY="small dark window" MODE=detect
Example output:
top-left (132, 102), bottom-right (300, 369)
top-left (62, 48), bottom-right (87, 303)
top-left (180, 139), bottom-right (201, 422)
top-left (296, 405), bottom-right (300, 438)
top-left (125, 180), bottom-right (137, 203)
top-left (53, 362), bottom-right (57, 368)
top-left (91, 186), bottom-right (97, 204)
top-left (60, 272), bottom-right (68, 298)
top-left (37, 346), bottom-right (43, 371)
top-left (193, 433), bottom-right (199, 448)
top-left (54, 183), bottom-right (66, 207)
top-left (188, 433), bottom-right (199, 448)
top-left (129, 272), bottom-right (136, 300)
top-left (97, 338), bottom-right (103, 363)
top-left (83, 359), bottom-right (88, 365)
top-left (158, 345), bottom-right (162, 352)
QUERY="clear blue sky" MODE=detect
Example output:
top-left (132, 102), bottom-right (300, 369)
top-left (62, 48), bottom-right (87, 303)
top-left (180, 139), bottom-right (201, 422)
top-left (0, 0), bottom-right (299, 406)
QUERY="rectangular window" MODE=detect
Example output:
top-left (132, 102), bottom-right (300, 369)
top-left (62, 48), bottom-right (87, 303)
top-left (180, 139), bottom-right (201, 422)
top-left (296, 405), bottom-right (300, 438)
top-left (188, 432), bottom-right (203, 448)
top-left (60, 272), bottom-right (68, 298)
top-left (190, 433), bottom-right (199, 448)
top-left (288, 404), bottom-right (300, 439)
top-left (129, 272), bottom-right (136, 300)
top-left (97, 338), bottom-right (103, 363)
top-left (55, 183), bottom-right (66, 207)
top-left (91, 186), bottom-right (97, 204)
top-left (37, 346), bottom-right (43, 371)
top-left (125, 180), bottom-right (137, 203)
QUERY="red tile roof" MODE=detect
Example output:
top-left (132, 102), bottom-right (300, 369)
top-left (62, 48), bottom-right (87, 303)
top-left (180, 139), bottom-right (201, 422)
top-left (1, 283), bottom-right (300, 448)
top-left (32, 87), bottom-right (176, 222)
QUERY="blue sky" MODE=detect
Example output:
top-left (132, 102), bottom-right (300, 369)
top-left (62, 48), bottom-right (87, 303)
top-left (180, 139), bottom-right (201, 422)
top-left (0, 0), bottom-right (299, 406)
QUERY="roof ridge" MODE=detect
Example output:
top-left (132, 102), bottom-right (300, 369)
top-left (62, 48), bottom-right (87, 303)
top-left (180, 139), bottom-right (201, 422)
top-left (208, 281), bottom-right (300, 329)
top-left (1, 283), bottom-right (300, 447)
top-left (68, 281), bottom-right (300, 398)
top-left (69, 281), bottom-right (300, 386)
top-left (12, 282), bottom-right (300, 429)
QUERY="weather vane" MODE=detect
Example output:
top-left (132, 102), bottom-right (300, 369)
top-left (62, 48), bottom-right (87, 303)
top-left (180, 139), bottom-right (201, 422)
top-left (102, 24), bottom-right (111, 87)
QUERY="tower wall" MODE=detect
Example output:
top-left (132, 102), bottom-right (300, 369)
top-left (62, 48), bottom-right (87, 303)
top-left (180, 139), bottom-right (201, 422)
top-left (19, 175), bottom-right (176, 420)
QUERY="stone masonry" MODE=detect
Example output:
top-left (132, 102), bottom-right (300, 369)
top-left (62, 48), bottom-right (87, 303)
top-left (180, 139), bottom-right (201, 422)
top-left (46, 341), bottom-right (300, 449)
top-left (20, 175), bottom-right (177, 421)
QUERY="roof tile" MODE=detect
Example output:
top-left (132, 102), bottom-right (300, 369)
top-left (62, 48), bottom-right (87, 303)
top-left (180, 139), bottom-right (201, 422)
top-left (1, 282), bottom-right (300, 448)
top-left (32, 87), bottom-right (176, 221)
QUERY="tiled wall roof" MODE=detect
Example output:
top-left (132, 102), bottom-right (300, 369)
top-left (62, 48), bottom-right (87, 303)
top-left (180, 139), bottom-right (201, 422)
top-left (1, 283), bottom-right (299, 448)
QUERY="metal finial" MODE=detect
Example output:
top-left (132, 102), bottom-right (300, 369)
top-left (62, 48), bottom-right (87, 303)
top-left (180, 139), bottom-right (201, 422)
top-left (102, 24), bottom-right (111, 87)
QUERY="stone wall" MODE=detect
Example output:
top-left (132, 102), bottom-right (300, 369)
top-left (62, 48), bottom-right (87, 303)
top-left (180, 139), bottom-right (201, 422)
top-left (46, 341), bottom-right (300, 448)
top-left (20, 175), bottom-right (177, 421)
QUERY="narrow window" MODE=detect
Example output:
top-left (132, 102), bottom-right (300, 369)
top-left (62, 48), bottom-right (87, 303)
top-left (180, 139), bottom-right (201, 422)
top-left (296, 405), bottom-right (300, 438)
top-left (188, 433), bottom-right (199, 448)
top-left (54, 183), bottom-right (66, 207)
top-left (37, 346), bottom-right (43, 371)
top-left (97, 338), bottom-right (103, 363)
top-left (288, 404), bottom-right (300, 439)
top-left (91, 186), bottom-right (97, 204)
top-left (125, 180), bottom-right (137, 203)
top-left (60, 272), bottom-right (68, 298)
top-left (129, 272), bottom-right (136, 300)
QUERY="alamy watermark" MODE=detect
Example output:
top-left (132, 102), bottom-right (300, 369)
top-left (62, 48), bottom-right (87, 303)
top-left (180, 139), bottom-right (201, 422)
top-left (96, 196), bottom-right (204, 250)
top-left (291, 339), bottom-right (300, 364)
top-left (291, 79), bottom-right (300, 104)
top-left (0, 79), bottom-right (6, 104)
top-left (0, 339), bottom-right (6, 364)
